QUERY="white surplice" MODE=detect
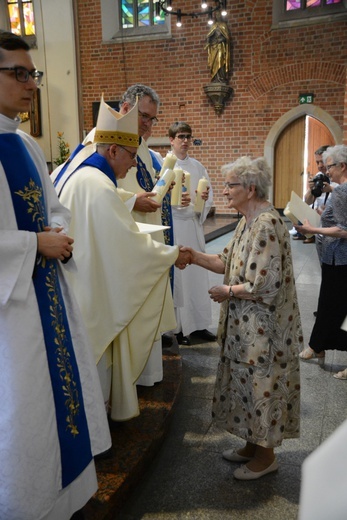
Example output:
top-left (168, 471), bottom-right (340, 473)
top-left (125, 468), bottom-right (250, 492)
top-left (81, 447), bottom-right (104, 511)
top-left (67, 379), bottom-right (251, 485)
top-left (52, 154), bottom-right (178, 421)
top-left (0, 115), bottom-right (111, 520)
top-left (166, 154), bottom-right (214, 336)
top-left (117, 138), bottom-right (174, 385)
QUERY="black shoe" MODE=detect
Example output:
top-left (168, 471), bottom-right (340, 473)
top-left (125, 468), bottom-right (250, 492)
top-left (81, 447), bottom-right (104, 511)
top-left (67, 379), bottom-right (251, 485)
top-left (94, 446), bottom-right (113, 460)
top-left (175, 332), bottom-right (191, 345)
top-left (70, 510), bottom-right (85, 520)
top-left (162, 333), bottom-right (173, 347)
top-left (190, 329), bottom-right (217, 342)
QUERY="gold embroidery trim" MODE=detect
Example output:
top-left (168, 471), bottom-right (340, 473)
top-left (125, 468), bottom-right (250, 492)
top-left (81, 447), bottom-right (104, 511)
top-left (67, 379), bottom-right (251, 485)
top-left (16, 179), bottom-right (80, 436)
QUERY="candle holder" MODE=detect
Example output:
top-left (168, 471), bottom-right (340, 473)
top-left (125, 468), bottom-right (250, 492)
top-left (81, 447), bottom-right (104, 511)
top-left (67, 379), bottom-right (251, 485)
top-left (155, 1), bottom-right (227, 27)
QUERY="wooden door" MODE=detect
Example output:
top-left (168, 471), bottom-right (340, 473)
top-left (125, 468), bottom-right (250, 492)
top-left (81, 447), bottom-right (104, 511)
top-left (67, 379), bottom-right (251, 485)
top-left (306, 117), bottom-right (335, 179)
top-left (274, 116), bottom-right (305, 209)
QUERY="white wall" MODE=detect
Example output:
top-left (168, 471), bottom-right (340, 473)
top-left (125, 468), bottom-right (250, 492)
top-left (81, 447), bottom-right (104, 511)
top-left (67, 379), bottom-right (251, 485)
top-left (29, 0), bottom-right (80, 166)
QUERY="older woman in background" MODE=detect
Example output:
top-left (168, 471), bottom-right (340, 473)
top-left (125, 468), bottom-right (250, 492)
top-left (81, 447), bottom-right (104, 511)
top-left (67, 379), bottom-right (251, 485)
top-left (296, 144), bottom-right (347, 379)
top-left (182, 156), bottom-right (302, 480)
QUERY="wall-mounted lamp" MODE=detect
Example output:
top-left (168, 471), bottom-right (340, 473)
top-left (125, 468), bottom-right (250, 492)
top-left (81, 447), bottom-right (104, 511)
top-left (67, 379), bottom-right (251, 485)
top-left (155, 1), bottom-right (227, 27)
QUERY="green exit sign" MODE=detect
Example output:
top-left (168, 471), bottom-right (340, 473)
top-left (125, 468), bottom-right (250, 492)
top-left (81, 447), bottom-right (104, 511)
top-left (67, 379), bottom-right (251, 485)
top-left (299, 93), bottom-right (314, 104)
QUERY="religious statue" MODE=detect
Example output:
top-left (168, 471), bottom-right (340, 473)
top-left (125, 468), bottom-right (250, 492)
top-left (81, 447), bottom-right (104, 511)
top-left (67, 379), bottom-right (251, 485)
top-left (205, 17), bottom-right (231, 83)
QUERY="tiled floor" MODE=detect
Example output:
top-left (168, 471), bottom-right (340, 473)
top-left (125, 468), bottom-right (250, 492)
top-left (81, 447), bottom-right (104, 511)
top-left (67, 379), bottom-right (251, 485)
top-left (83, 218), bottom-right (347, 520)
top-left (82, 217), bottom-right (236, 519)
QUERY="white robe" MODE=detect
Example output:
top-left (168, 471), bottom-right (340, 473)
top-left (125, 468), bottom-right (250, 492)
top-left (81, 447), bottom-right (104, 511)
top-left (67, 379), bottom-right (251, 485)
top-left (163, 154), bottom-right (214, 336)
top-left (51, 155), bottom-right (178, 421)
top-left (117, 138), bottom-right (173, 385)
top-left (0, 115), bottom-right (111, 520)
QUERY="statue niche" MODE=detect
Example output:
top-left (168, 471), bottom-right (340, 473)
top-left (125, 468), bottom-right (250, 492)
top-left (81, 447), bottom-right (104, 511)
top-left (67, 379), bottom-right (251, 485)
top-left (204, 15), bottom-right (233, 115)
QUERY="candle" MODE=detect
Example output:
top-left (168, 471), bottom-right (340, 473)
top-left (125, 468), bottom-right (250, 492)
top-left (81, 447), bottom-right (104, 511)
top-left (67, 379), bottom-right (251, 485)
top-left (182, 171), bottom-right (190, 195)
top-left (171, 168), bottom-right (184, 205)
top-left (159, 152), bottom-right (177, 177)
top-left (194, 176), bottom-right (209, 213)
top-left (152, 169), bottom-right (176, 203)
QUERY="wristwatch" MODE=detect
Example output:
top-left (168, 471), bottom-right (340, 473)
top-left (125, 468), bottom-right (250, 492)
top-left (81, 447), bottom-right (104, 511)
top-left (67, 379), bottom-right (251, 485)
top-left (229, 286), bottom-right (234, 299)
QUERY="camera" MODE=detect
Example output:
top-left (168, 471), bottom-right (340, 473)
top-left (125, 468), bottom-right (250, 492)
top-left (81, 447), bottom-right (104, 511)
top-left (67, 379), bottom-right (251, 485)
top-left (310, 172), bottom-right (330, 198)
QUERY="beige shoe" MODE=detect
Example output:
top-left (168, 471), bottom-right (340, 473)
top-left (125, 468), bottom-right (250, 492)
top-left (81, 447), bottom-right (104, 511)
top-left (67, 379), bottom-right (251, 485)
top-left (333, 368), bottom-right (347, 380)
top-left (222, 449), bottom-right (252, 463)
top-left (299, 347), bottom-right (325, 365)
top-left (233, 459), bottom-right (278, 480)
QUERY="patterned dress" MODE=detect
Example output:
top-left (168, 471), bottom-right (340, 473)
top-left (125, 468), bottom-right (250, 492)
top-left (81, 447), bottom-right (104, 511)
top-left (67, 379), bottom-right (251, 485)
top-left (212, 206), bottom-right (302, 448)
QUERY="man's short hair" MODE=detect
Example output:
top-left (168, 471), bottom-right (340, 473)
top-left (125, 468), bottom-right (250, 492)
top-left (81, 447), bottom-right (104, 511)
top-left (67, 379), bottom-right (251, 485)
top-left (168, 121), bottom-right (192, 138)
top-left (120, 84), bottom-right (160, 108)
top-left (0, 31), bottom-right (30, 55)
top-left (315, 145), bottom-right (330, 156)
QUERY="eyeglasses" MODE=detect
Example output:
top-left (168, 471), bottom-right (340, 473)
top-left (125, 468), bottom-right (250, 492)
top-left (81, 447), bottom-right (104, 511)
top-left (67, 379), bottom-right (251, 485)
top-left (224, 182), bottom-right (241, 189)
top-left (117, 144), bottom-right (137, 160)
top-left (326, 163), bottom-right (338, 171)
top-left (176, 134), bottom-right (192, 141)
top-left (138, 110), bottom-right (158, 126)
top-left (0, 66), bottom-right (43, 86)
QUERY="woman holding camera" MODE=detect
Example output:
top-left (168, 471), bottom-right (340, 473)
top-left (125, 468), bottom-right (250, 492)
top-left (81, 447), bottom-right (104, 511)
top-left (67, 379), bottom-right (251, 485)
top-left (300, 145), bottom-right (337, 244)
top-left (295, 145), bottom-right (347, 378)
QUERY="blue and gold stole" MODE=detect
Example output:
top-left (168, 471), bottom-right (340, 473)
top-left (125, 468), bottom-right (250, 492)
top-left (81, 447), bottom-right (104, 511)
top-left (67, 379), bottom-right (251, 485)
top-left (0, 133), bottom-right (92, 488)
top-left (53, 148), bottom-right (117, 195)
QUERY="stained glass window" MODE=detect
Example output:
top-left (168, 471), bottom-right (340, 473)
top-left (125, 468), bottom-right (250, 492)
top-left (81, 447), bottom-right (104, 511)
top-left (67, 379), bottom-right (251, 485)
top-left (286, 0), bottom-right (342, 10)
top-left (307, 0), bottom-right (322, 6)
top-left (121, 0), bottom-right (165, 29)
top-left (7, 1), bottom-right (35, 36)
top-left (275, 0), bottom-right (346, 26)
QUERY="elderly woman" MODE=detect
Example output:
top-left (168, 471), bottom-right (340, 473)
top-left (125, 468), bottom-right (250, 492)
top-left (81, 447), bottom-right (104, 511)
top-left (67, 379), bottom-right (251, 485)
top-left (295, 145), bottom-right (347, 379)
top-left (182, 156), bottom-right (302, 480)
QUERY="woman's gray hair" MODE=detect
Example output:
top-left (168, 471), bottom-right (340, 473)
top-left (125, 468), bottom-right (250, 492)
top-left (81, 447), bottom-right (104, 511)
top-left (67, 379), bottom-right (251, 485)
top-left (120, 84), bottom-right (160, 108)
top-left (322, 144), bottom-right (347, 166)
top-left (221, 156), bottom-right (272, 200)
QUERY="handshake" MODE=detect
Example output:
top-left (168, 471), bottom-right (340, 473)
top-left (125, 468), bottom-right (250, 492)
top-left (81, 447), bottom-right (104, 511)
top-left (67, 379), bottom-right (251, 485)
top-left (175, 246), bottom-right (193, 270)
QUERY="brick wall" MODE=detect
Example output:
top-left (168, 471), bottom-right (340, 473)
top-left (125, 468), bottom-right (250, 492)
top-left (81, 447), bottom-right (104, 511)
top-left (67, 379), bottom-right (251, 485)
top-left (76, 0), bottom-right (347, 214)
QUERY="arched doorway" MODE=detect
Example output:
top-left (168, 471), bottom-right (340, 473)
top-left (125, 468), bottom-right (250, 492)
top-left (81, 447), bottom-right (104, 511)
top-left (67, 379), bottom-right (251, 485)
top-left (306, 116), bottom-right (335, 179)
top-left (273, 116), bottom-right (335, 208)
top-left (264, 105), bottom-right (342, 209)
top-left (274, 116), bottom-right (305, 209)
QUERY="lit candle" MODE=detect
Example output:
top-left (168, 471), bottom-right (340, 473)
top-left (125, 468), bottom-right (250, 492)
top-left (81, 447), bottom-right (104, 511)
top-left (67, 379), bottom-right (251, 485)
top-left (194, 177), bottom-right (209, 213)
top-left (159, 152), bottom-right (177, 177)
top-left (171, 168), bottom-right (184, 205)
top-left (152, 169), bottom-right (176, 203)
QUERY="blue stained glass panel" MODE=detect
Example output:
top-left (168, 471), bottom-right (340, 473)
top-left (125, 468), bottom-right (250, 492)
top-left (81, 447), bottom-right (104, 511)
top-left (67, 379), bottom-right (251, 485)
top-left (122, 0), bottom-right (134, 28)
top-left (138, 0), bottom-right (150, 26)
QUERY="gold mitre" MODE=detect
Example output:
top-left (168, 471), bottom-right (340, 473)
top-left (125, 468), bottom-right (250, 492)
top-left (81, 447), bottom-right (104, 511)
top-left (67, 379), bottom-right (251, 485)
top-left (93, 95), bottom-right (139, 147)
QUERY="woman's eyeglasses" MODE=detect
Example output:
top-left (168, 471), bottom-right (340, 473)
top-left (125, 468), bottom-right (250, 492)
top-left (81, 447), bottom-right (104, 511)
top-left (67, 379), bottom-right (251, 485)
top-left (224, 182), bottom-right (241, 189)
